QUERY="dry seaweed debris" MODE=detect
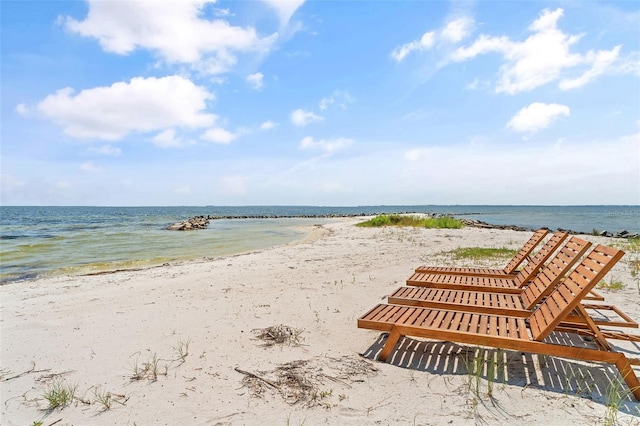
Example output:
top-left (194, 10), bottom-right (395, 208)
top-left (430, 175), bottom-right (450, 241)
top-left (236, 355), bottom-right (378, 408)
top-left (253, 324), bottom-right (304, 347)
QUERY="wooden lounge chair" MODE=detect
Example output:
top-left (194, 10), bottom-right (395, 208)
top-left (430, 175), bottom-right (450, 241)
top-left (414, 228), bottom-right (549, 277)
top-left (358, 245), bottom-right (640, 401)
top-left (408, 232), bottom-right (605, 301)
top-left (392, 236), bottom-right (591, 314)
top-left (407, 232), bottom-right (569, 293)
top-left (390, 240), bottom-right (638, 329)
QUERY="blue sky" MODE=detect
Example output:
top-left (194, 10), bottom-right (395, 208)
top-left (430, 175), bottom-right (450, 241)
top-left (1, 0), bottom-right (639, 206)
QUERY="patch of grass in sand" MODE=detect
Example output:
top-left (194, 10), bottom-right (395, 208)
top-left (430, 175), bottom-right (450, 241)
top-left (357, 214), bottom-right (464, 229)
top-left (129, 352), bottom-right (167, 382)
top-left (460, 347), bottom-right (507, 410)
top-left (43, 379), bottom-right (77, 409)
top-left (173, 338), bottom-right (191, 364)
top-left (596, 277), bottom-right (625, 291)
top-left (610, 237), bottom-right (640, 294)
top-left (562, 363), bottom-right (592, 398)
top-left (445, 247), bottom-right (517, 261)
top-left (603, 379), bottom-right (640, 426)
top-left (91, 386), bottom-right (128, 411)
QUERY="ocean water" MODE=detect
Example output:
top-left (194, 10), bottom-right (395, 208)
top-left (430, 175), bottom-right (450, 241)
top-left (1, 205), bottom-right (638, 283)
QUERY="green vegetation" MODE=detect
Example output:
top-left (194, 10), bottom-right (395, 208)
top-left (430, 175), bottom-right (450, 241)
top-left (461, 347), bottom-right (506, 414)
top-left (603, 380), bottom-right (640, 426)
top-left (446, 247), bottom-right (517, 261)
top-left (357, 214), bottom-right (464, 229)
top-left (43, 379), bottom-right (77, 409)
top-left (93, 386), bottom-right (113, 411)
top-left (611, 237), bottom-right (640, 295)
top-left (422, 216), bottom-right (464, 229)
top-left (173, 338), bottom-right (191, 364)
top-left (129, 352), bottom-right (165, 382)
top-left (596, 277), bottom-right (625, 291)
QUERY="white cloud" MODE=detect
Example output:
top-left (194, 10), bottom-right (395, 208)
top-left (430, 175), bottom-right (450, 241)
top-left (441, 17), bottom-right (474, 43)
top-left (64, 0), bottom-right (277, 74)
top-left (80, 161), bottom-right (101, 172)
top-left (318, 90), bottom-right (354, 111)
top-left (37, 75), bottom-right (216, 141)
top-left (612, 51), bottom-right (640, 76)
top-left (201, 127), bottom-right (237, 144)
top-left (450, 8), bottom-right (624, 94)
top-left (391, 31), bottom-right (435, 62)
top-left (290, 109), bottom-right (323, 126)
top-left (262, 0), bottom-right (305, 26)
top-left (246, 72), bottom-right (264, 90)
top-left (194, 50), bottom-right (239, 75)
top-left (15, 103), bottom-right (29, 116)
top-left (212, 8), bottom-right (231, 17)
top-left (299, 136), bottom-right (353, 154)
top-left (90, 145), bottom-right (122, 156)
top-left (152, 129), bottom-right (184, 148)
top-left (559, 45), bottom-right (621, 90)
top-left (391, 16), bottom-right (474, 62)
top-left (260, 120), bottom-right (277, 130)
top-left (507, 102), bottom-right (570, 133)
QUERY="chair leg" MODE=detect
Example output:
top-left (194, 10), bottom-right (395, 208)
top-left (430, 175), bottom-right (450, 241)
top-left (615, 355), bottom-right (640, 401)
top-left (379, 328), bottom-right (402, 362)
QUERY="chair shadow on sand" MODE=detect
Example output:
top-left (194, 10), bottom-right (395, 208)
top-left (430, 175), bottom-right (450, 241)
top-left (361, 331), bottom-right (640, 416)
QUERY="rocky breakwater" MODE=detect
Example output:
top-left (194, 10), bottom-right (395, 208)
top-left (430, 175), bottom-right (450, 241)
top-left (557, 228), bottom-right (640, 239)
top-left (458, 219), bottom-right (530, 232)
top-left (166, 215), bottom-right (212, 231)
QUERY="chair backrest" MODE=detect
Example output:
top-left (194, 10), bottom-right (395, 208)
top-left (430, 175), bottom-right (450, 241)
top-left (503, 229), bottom-right (550, 274)
top-left (528, 245), bottom-right (625, 341)
top-left (519, 236), bottom-right (592, 309)
top-left (514, 232), bottom-right (568, 287)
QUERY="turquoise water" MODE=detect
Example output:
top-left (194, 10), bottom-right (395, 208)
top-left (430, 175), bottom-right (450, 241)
top-left (1, 205), bottom-right (638, 283)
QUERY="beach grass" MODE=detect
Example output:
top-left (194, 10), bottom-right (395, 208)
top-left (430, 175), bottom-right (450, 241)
top-left (448, 247), bottom-right (517, 261)
top-left (43, 379), bottom-right (77, 409)
top-left (173, 338), bottom-right (191, 364)
top-left (357, 214), bottom-right (464, 229)
top-left (597, 277), bottom-right (625, 291)
top-left (462, 348), bottom-right (505, 400)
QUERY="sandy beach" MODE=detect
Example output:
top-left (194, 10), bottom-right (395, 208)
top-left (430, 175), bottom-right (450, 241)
top-left (1, 219), bottom-right (639, 425)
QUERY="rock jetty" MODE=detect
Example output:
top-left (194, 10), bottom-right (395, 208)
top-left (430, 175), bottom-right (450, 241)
top-left (166, 216), bottom-right (211, 231)
top-left (166, 213), bottom-right (638, 238)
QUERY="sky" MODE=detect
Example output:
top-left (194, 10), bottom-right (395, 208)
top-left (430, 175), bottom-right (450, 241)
top-left (1, 0), bottom-right (639, 206)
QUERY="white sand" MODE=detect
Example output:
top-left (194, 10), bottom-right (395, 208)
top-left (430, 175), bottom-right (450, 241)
top-left (1, 220), bottom-right (639, 425)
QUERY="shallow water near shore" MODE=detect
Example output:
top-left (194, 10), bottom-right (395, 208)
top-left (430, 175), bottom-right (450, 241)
top-left (1, 205), bottom-right (638, 282)
top-left (0, 207), bottom-right (330, 282)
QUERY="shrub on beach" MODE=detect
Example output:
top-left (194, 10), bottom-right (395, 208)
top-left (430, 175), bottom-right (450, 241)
top-left (421, 216), bottom-right (464, 229)
top-left (356, 214), bottom-right (464, 229)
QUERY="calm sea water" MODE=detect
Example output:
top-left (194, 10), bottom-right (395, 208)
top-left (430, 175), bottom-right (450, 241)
top-left (1, 205), bottom-right (638, 283)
